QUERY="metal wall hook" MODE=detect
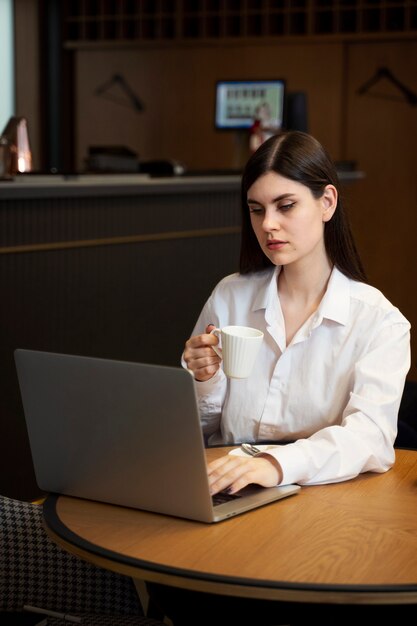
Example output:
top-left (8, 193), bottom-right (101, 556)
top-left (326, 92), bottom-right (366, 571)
top-left (95, 73), bottom-right (145, 112)
top-left (357, 66), bottom-right (417, 106)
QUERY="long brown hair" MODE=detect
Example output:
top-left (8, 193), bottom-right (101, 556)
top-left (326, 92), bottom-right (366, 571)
top-left (239, 130), bottom-right (367, 282)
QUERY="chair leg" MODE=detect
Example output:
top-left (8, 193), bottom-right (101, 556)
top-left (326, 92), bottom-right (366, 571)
top-left (147, 599), bottom-right (168, 621)
top-left (133, 579), bottom-right (166, 620)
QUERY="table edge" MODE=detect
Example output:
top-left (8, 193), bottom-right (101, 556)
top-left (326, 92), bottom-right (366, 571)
top-left (43, 494), bottom-right (417, 604)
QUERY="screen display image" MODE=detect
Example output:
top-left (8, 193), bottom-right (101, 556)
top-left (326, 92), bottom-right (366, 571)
top-left (215, 79), bottom-right (285, 130)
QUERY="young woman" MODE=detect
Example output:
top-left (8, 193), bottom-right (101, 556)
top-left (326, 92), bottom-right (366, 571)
top-left (147, 130), bottom-right (411, 625)
top-left (183, 130), bottom-right (411, 495)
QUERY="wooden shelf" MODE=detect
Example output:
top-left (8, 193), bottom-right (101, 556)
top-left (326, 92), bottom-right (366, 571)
top-left (62, 0), bottom-right (417, 45)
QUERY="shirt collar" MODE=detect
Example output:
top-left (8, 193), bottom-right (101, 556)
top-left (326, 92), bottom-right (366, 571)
top-left (252, 265), bottom-right (351, 326)
top-left (317, 266), bottom-right (351, 325)
top-left (252, 266), bottom-right (281, 312)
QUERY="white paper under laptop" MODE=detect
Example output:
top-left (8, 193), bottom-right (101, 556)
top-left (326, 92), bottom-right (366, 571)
top-left (15, 349), bottom-right (300, 523)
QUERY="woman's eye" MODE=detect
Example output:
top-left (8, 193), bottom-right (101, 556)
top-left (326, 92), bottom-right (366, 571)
top-left (249, 206), bottom-right (263, 214)
top-left (279, 202), bottom-right (295, 212)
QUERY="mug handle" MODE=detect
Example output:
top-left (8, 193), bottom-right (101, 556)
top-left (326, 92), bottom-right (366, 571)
top-left (209, 327), bottom-right (222, 358)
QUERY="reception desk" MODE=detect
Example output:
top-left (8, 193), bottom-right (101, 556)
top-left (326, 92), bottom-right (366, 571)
top-left (0, 172), bottom-right (241, 199)
top-left (0, 174), bottom-right (242, 500)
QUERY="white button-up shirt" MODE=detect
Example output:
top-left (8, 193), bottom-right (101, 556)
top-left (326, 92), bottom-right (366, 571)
top-left (186, 266), bottom-right (411, 486)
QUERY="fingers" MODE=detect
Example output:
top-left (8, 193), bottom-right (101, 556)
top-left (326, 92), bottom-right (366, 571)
top-left (183, 327), bottom-right (221, 381)
top-left (207, 454), bottom-right (281, 495)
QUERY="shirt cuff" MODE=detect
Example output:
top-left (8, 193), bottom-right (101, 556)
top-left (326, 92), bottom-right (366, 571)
top-left (266, 442), bottom-right (309, 486)
top-left (193, 367), bottom-right (226, 394)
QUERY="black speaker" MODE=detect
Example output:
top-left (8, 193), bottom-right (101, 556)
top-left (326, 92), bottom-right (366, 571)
top-left (284, 92), bottom-right (309, 132)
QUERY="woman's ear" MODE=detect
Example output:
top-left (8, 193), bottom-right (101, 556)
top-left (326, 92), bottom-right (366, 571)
top-left (321, 185), bottom-right (338, 222)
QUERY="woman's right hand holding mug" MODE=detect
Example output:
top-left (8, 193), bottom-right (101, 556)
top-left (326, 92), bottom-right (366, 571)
top-left (183, 324), bottom-right (221, 381)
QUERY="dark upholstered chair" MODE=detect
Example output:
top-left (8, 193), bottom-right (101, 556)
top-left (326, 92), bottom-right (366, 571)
top-left (395, 380), bottom-right (417, 450)
top-left (0, 495), bottom-right (166, 625)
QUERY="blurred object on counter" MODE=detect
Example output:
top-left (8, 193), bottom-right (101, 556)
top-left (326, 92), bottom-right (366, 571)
top-left (85, 145), bottom-right (139, 173)
top-left (139, 159), bottom-right (186, 177)
top-left (0, 135), bottom-right (12, 180)
top-left (0, 116), bottom-right (32, 174)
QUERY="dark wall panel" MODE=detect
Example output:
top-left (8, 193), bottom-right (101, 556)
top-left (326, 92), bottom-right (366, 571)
top-left (0, 181), bottom-right (241, 499)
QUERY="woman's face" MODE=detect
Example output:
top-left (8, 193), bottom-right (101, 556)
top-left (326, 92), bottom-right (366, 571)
top-left (247, 171), bottom-right (337, 269)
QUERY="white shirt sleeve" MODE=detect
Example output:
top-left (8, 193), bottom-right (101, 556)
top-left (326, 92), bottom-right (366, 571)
top-left (180, 290), bottom-right (228, 439)
top-left (267, 318), bottom-right (411, 485)
top-left (193, 369), bottom-right (227, 438)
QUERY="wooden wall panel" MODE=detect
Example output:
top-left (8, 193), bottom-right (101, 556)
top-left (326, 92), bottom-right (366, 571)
top-left (75, 42), bottom-right (344, 171)
top-left (74, 39), bottom-right (416, 378)
top-left (343, 41), bottom-right (417, 379)
top-left (13, 0), bottom-right (40, 169)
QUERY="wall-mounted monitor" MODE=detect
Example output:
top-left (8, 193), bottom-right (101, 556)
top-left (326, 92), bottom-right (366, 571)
top-left (215, 79), bottom-right (285, 131)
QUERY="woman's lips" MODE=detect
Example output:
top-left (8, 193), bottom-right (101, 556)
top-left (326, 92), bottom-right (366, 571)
top-left (267, 240), bottom-right (287, 250)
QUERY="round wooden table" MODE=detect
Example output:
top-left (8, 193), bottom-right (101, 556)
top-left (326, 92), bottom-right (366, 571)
top-left (43, 447), bottom-right (417, 605)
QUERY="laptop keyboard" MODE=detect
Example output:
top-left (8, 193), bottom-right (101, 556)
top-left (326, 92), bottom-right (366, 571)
top-left (212, 490), bottom-right (242, 506)
top-left (212, 484), bottom-right (264, 506)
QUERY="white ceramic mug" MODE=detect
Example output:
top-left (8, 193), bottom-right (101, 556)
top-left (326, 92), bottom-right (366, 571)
top-left (210, 325), bottom-right (264, 379)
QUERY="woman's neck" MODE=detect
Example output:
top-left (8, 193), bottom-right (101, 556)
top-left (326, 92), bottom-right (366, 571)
top-left (277, 259), bottom-right (333, 346)
top-left (278, 257), bottom-right (333, 308)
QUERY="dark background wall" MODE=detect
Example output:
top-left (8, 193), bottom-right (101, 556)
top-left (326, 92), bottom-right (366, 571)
top-left (14, 2), bottom-right (416, 366)
top-left (0, 182), bottom-right (241, 500)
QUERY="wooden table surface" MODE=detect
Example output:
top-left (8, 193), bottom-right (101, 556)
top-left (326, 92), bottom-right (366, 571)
top-left (43, 447), bottom-right (417, 605)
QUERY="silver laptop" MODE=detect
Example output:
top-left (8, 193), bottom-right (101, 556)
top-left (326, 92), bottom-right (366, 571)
top-left (15, 349), bottom-right (300, 523)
